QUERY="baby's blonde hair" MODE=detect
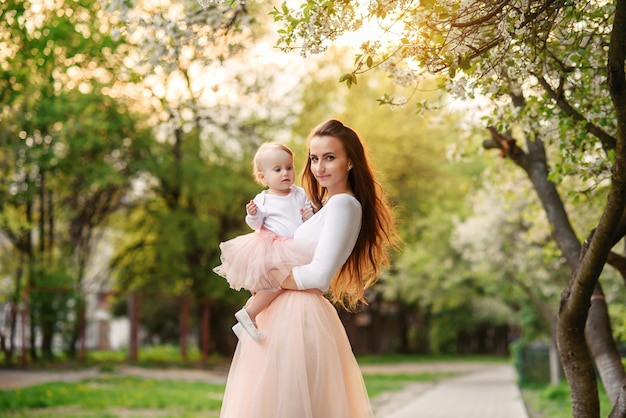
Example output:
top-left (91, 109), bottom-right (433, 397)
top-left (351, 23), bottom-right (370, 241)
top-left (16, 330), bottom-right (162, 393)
top-left (252, 142), bottom-right (295, 186)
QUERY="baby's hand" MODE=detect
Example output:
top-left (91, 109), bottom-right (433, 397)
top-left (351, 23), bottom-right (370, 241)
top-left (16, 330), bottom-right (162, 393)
top-left (246, 200), bottom-right (258, 216)
top-left (301, 207), bottom-right (314, 221)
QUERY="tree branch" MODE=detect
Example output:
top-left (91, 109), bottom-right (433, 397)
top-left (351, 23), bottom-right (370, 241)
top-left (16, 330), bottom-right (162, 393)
top-left (535, 75), bottom-right (617, 150)
top-left (451, 0), bottom-right (508, 28)
top-left (483, 127), bottom-right (528, 167)
top-left (607, 251), bottom-right (626, 286)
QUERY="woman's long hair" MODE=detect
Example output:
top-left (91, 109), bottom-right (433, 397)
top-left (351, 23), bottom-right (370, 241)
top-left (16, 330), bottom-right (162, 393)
top-left (302, 119), bottom-right (400, 309)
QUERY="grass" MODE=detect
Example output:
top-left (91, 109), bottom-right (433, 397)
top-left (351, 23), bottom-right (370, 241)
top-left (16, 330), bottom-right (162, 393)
top-left (0, 377), bottom-right (224, 418)
top-left (363, 372), bottom-right (454, 398)
top-left (0, 372), bottom-right (448, 418)
top-left (2, 351), bottom-right (601, 418)
top-left (1, 345), bottom-right (230, 371)
top-left (87, 345), bottom-right (229, 370)
top-left (356, 353), bottom-right (508, 364)
top-left (521, 381), bottom-right (612, 418)
top-left (0, 354), bottom-right (457, 418)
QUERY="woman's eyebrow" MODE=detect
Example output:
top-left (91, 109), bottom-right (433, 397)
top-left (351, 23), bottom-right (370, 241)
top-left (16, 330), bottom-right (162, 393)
top-left (309, 151), bottom-right (335, 158)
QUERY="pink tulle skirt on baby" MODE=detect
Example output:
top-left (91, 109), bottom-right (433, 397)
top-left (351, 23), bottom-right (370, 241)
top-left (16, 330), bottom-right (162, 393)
top-left (219, 290), bottom-right (375, 418)
top-left (213, 228), bottom-right (313, 291)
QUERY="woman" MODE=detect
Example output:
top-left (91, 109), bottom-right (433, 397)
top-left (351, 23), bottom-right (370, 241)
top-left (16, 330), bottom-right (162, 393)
top-left (219, 119), bottom-right (399, 418)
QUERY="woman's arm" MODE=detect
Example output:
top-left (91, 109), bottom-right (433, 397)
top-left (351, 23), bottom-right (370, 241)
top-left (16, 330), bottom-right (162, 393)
top-left (292, 195), bottom-right (362, 291)
top-left (268, 195), bottom-right (361, 291)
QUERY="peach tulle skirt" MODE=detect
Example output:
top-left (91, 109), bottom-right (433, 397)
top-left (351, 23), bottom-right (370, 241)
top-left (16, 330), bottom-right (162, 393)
top-left (220, 290), bottom-right (374, 418)
top-left (213, 228), bottom-right (313, 292)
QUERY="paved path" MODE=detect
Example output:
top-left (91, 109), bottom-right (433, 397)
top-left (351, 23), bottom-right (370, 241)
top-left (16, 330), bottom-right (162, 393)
top-left (0, 362), bottom-right (528, 418)
top-left (371, 363), bottom-right (529, 418)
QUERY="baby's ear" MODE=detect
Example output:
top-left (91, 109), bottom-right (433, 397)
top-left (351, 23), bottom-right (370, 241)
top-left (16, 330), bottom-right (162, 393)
top-left (255, 172), bottom-right (266, 184)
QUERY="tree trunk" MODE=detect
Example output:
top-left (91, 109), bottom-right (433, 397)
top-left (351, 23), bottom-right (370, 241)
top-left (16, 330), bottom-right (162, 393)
top-left (587, 286), bottom-right (626, 405)
top-left (40, 291), bottom-right (55, 361)
top-left (558, 1), bottom-right (626, 414)
top-left (128, 292), bottom-right (141, 362)
top-left (180, 295), bottom-right (190, 362)
top-left (4, 302), bottom-right (16, 365)
top-left (484, 122), bottom-right (626, 414)
top-left (549, 319), bottom-right (561, 386)
top-left (25, 196), bottom-right (38, 363)
top-left (6, 259), bottom-right (26, 365)
top-left (200, 298), bottom-right (211, 364)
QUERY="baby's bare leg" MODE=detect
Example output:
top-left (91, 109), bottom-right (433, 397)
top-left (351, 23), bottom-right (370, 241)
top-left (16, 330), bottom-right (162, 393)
top-left (244, 289), bottom-right (283, 320)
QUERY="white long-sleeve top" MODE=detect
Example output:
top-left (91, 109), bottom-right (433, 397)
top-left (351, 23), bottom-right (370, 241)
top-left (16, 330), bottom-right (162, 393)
top-left (245, 186), bottom-right (309, 238)
top-left (292, 193), bottom-right (362, 292)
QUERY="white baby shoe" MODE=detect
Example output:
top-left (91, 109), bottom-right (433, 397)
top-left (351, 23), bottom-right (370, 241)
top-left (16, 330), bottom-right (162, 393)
top-left (232, 323), bottom-right (244, 339)
top-left (234, 309), bottom-right (266, 344)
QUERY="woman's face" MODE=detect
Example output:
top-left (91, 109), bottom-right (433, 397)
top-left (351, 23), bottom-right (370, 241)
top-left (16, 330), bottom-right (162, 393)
top-left (308, 135), bottom-right (352, 196)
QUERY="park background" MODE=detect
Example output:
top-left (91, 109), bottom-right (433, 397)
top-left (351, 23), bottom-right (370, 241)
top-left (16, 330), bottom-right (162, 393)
top-left (1, 0), bottom-right (625, 417)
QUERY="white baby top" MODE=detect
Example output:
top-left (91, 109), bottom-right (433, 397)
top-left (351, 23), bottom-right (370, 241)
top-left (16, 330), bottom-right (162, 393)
top-left (292, 193), bottom-right (362, 292)
top-left (245, 186), bottom-right (309, 238)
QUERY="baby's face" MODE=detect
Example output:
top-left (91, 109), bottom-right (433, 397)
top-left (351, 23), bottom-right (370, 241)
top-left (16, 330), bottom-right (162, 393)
top-left (259, 149), bottom-right (295, 195)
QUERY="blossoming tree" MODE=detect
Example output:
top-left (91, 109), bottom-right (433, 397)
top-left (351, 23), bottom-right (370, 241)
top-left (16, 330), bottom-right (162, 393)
top-left (271, 0), bottom-right (626, 416)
